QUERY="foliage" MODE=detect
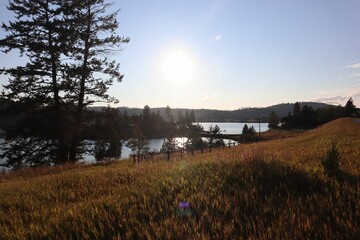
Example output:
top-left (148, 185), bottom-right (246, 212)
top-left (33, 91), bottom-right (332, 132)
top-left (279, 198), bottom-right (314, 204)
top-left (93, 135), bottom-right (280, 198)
top-left (0, 118), bottom-right (359, 239)
top-left (293, 101), bottom-right (301, 116)
top-left (282, 105), bottom-right (317, 129)
top-left (241, 124), bottom-right (257, 141)
top-left (126, 138), bottom-right (149, 155)
top-left (139, 105), bottom-right (167, 138)
top-left (316, 105), bottom-right (344, 124)
top-left (207, 125), bottom-right (224, 147)
top-left (186, 137), bottom-right (208, 151)
top-left (185, 124), bottom-right (206, 150)
top-left (268, 110), bottom-right (279, 129)
top-left (321, 143), bottom-right (341, 177)
top-left (161, 137), bottom-right (179, 152)
top-left (344, 97), bottom-right (359, 117)
top-left (0, 0), bottom-right (129, 166)
top-left (283, 104), bottom-right (326, 129)
top-left (282, 98), bottom-right (358, 129)
top-left (94, 139), bottom-right (122, 161)
top-left (113, 102), bottom-right (331, 122)
top-left (165, 105), bottom-right (174, 122)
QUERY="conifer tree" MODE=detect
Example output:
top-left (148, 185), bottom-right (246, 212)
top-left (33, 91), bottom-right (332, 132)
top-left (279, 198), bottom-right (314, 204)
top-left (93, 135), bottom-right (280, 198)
top-left (0, 0), bottom-right (70, 165)
top-left (268, 110), bottom-right (279, 129)
top-left (0, 0), bottom-right (129, 166)
top-left (344, 97), bottom-right (358, 117)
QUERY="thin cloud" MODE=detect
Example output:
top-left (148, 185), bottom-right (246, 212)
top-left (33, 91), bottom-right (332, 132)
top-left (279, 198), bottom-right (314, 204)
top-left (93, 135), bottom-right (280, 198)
top-left (199, 94), bottom-right (219, 101)
top-left (312, 88), bottom-right (360, 106)
top-left (345, 63), bottom-right (360, 69)
top-left (199, 95), bottom-right (210, 101)
top-left (313, 96), bottom-right (347, 105)
top-left (349, 72), bottom-right (360, 78)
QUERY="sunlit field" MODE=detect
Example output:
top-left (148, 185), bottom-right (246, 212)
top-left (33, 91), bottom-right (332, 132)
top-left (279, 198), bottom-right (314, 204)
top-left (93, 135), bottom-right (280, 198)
top-left (0, 118), bottom-right (359, 239)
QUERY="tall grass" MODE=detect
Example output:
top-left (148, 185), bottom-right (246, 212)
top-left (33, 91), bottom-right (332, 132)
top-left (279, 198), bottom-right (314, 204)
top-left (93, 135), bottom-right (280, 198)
top-left (0, 118), bottom-right (359, 239)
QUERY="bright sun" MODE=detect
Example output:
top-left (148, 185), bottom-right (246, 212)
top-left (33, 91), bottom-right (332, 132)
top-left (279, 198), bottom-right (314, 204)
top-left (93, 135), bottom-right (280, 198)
top-left (162, 50), bottom-right (194, 84)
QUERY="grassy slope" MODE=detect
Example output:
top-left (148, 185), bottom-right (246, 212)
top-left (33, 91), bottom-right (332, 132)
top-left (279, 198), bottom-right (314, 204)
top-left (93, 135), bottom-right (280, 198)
top-left (0, 118), bottom-right (359, 239)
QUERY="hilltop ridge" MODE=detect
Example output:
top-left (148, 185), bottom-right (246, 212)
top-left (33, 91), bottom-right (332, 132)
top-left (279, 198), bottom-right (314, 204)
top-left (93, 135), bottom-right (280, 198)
top-left (105, 102), bottom-right (332, 121)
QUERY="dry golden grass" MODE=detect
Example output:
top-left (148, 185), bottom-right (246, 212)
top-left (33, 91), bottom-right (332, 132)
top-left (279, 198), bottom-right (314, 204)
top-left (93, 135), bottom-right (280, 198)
top-left (259, 128), bottom-right (304, 141)
top-left (0, 118), bottom-right (359, 239)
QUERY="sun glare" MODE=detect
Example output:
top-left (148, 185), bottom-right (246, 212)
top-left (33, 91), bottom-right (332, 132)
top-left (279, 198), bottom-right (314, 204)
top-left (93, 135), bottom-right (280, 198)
top-left (162, 50), bottom-right (194, 84)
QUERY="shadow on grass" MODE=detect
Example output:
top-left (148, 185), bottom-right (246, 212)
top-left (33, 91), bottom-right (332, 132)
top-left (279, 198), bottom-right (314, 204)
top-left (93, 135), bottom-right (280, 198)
top-left (256, 160), bottom-right (328, 197)
top-left (335, 170), bottom-right (360, 185)
top-left (225, 159), bottom-right (330, 198)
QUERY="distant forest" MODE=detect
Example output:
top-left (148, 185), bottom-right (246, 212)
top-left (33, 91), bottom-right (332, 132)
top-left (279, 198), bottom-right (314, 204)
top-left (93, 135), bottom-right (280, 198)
top-left (93, 102), bottom-right (332, 122)
top-left (0, 101), bottom-right (347, 132)
top-left (1, 96), bottom-right (359, 165)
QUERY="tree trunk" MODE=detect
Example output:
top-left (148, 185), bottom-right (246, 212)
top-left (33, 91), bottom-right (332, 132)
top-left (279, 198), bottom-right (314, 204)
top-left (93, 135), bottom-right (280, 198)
top-left (46, 3), bottom-right (67, 163)
top-left (69, 5), bottom-right (91, 162)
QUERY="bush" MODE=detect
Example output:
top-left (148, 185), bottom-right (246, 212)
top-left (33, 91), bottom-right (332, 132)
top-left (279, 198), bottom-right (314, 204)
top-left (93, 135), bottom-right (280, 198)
top-left (321, 143), bottom-right (341, 177)
top-left (94, 139), bottom-right (122, 161)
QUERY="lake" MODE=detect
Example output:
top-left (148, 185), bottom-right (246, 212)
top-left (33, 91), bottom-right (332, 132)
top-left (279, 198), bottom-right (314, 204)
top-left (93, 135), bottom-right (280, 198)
top-left (97, 122), bottom-right (268, 161)
top-left (198, 122), bottom-right (268, 135)
top-left (0, 122), bottom-right (269, 164)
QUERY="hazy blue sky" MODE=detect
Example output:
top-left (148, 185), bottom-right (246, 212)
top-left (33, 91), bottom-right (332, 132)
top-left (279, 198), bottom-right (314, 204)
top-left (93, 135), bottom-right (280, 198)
top-left (1, 0), bottom-right (360, 110)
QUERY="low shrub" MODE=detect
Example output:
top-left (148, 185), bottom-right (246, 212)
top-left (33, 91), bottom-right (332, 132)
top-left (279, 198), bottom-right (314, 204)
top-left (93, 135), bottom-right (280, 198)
top-left (321, 143), bottom-right (341, 177)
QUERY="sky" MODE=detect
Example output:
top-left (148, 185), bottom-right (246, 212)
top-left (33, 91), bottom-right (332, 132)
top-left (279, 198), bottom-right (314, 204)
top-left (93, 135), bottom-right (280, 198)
top-left (1, 0), bottom-right (360, 110)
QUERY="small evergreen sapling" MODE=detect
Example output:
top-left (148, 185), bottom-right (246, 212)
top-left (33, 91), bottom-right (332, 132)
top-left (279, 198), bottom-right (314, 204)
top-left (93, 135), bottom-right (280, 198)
top-left (321, 143), bottom-right (341, 177)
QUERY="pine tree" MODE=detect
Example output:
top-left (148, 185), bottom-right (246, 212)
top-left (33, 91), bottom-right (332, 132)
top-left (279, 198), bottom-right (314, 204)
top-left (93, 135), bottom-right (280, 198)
top-left (344, 98), bottom-right (358, 117)
top-left (0, 0), bottom-right (71, 165)
top-left (63, 0), bottom-right (129, 161)
top-left (242, 124), bottom-right (249, 135)
top-left (161, 137), bottom-right (179, 152)
top-left (268, 111), bottom-right (279, 129)
top-left (293, 102), bottom-right (301, 116)
top-left (165, 105), bottom-right (173, 122)
top-left (190, 110), bottom-right (196, 123)
top-left (0, 0), bottom-right (129, 166)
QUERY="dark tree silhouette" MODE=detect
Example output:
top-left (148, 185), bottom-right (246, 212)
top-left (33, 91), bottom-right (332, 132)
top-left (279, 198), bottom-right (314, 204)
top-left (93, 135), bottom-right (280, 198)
top-left (161, 136), bottom-right (179, 153)
top-left (242, 124), bottom-right (256, 141)
top-left (186, 123), bottom-right (205, 151)
top-left (242, 124), bottom-right (249, 134)
top-left (92, 108), bottom-right (124, 161)
top-left (64, 0), bottom-right (129, 162)
top-left (268, 111), bottom-right (279, 129)
top-left (344, 98), bottom-right (358, 117)
top-left (299, 105), bottom-right (317, 128)
top-left (293, 102), bottom-right (301, 117)
top-left (0, 0), bottom-right (129, 167)
top-left (0, 0), bottom-right (72, 165)
top-left (165, 105), bottom-right (173, 122)
top-left (190, 110), bottom-right (196, 123)
top-left (207, 125), bottom-right (224, 147)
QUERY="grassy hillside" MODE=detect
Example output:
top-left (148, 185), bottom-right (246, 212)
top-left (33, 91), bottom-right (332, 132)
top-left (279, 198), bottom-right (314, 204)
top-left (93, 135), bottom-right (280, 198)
top-left (0, 118), bottom-right (359, 239)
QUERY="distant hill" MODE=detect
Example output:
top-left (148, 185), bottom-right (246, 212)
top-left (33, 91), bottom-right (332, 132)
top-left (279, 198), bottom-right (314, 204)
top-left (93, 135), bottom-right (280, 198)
top-left (0, 101), bottom-right (334, 130)
top-left (112, 102), bottom-right (332, 122)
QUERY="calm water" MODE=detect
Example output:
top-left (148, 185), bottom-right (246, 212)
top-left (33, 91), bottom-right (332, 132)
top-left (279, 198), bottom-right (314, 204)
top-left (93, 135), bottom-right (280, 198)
top-left (0, 122), bottom-right (269, 164)
top-left (88, 122), bottom-right (268, 161)
top-left (199, 122), bottom-right (268, 135)
top-left (0, 138), bottom-right (7, 171)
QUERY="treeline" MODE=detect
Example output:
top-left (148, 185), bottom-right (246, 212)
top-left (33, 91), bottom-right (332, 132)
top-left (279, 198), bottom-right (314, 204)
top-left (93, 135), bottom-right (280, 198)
top-left (0, 101), bottom-right (335, 130)
top-left (84, 105), bottom-right (201, 162)
top-left (268, 98), bottom-right (359, 129)
top-left (111, 102), bottom-right (331, 122)
top-left (0, 102), bottom-right (200, 165)
top-left (83, 105), bottom-right (196, 140)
